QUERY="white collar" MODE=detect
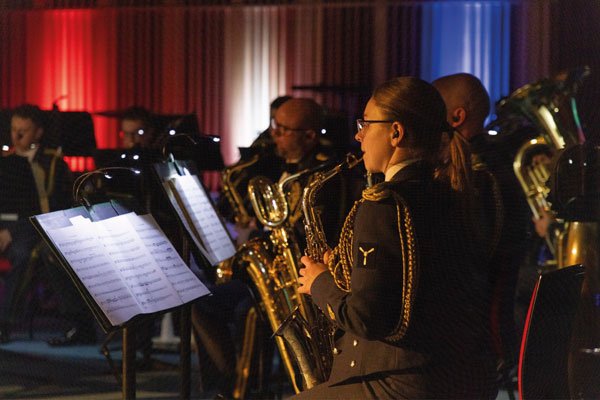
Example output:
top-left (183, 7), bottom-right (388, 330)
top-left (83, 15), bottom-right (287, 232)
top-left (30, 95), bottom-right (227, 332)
top-left (15, 146), bottom-right (39, 163)
top-left (384, 158), bottom-right (422, 182)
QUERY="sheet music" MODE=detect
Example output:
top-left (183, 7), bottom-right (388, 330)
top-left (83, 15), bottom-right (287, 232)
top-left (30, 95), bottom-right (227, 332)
top-left (44, 222), bottom-right (140, 326)
top-left (34, 207), bottom-right (91, 229)
top-left (162, 181), bottom-right (212, 261)
top-left (36, 210), bottom-right (210, 327)
top-left (168, 174), bottom-right (236, 265)
top-left (127, 213), bottom-right (210, 303)
top-left (94, 214), bottom-right (183, 314)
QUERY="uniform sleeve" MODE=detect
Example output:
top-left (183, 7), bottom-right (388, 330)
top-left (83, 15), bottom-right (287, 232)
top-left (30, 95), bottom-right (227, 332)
top-left (312, 199), bottom-right (406, 340)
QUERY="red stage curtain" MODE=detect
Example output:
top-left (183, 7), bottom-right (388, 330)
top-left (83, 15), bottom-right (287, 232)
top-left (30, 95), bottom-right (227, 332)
top-left (0, 4), bottom-right (420, 164)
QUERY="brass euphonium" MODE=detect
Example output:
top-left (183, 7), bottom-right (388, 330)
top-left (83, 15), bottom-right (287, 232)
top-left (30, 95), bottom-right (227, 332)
top-left (513, 137), bottom-right (559, 257)
top-left (493, 66), bottom-right (590, 266)
top-left (551, 144), bottom-right (600, 272)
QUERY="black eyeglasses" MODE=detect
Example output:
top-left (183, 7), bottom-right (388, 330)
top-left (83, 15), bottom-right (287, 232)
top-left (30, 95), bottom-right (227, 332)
top-left (356, 119), bottom-right (394, 132)
top-left (270, 119), bottom-right (311, 137)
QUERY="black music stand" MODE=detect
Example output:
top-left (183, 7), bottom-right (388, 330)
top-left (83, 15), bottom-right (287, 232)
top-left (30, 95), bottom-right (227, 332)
top-left (161, 133), bottom-right (225, 171)
top-left (152, 158), bottom-right (237, 397)
top-left (0, 109), bottom-right (97, 156)
top-left (0, 109), bottom-right (9, 148)
top-left (30, 201), bottom-right (157, 400)
top-left (518, 264), bottom-right (584, 399)
top-left (34, 166), bottom-right (209, 400)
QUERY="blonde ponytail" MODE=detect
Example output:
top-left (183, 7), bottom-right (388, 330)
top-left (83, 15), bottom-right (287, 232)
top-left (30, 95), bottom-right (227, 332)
top-left (435, 129), bottom-right (473, 193)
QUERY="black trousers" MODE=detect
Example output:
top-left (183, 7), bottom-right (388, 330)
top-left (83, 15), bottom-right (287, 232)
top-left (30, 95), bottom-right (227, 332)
top-left (291, 364), bottom-right (499, 400)
top-left (290, 372), bottom-right (430, 400)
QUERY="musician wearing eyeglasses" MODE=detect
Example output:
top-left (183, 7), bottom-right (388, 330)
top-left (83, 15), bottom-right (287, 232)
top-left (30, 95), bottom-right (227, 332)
top-left (120, 106), bottom-right (156, 150)
top-left (296, 77), bottom-right (497, 399)
top-left (270, 98), bottom-right (360, 245)
top-left (192, 97), bottom-right (360, 398)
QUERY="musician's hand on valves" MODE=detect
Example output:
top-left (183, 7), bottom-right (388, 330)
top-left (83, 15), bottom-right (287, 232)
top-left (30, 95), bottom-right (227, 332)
top-left (298, 250), bottom-right (331, 295)
top-left (533, 208), bottom-right (555, 238)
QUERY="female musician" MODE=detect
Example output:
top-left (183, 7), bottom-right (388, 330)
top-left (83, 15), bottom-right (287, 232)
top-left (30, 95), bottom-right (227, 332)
top-left (296, 76), bottom-right (497, 399)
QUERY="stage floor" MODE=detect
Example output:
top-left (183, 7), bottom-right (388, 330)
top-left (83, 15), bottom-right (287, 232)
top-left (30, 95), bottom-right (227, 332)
top-left (0, 318), bottom-right (515, 400)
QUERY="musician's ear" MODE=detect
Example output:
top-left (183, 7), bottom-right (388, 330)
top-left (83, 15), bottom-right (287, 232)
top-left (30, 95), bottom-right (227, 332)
top-left (390, 122), bottom-right (404, 144)
top-left (450, 107), bottom-right (466, 127)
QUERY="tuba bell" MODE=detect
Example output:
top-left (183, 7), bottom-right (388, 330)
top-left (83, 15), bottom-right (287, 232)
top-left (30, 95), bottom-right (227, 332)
top-left (490, 66), bottom-right (590, 266)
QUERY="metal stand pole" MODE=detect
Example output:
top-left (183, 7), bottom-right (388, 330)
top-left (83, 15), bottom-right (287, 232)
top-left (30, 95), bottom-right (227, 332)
top-left (180, 304), bottom-right (192, 399)
top-left (122, 325), bottom-right (137, 400)
top-left (180, 235), bottom-right (191, 399)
